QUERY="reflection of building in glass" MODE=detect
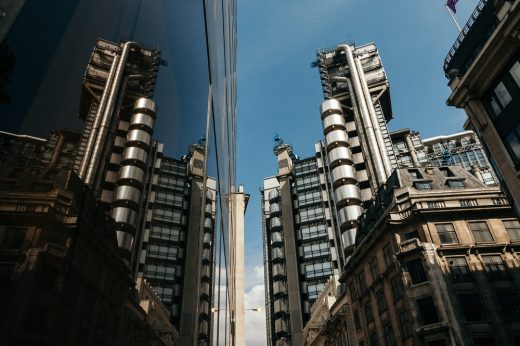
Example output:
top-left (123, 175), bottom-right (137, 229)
top-left (0, 0), bottom-right (237, 344)
top-left (444, 0), bottom-right (520, 216)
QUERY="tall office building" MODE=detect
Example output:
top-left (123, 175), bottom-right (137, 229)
top-left (262, 41), bottom-right (514, 345)
top-left (262, 42), bottom-right (396, 345)
top-left (444, 0), bottom-right (520, 216)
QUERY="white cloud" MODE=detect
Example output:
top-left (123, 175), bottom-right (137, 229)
top-left (245, 284), bottom-right (267, 346)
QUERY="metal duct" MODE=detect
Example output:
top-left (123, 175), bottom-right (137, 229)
top-left (77, 54), bottom-right (120, 180)
top-left (354, 58), bottom-right (393, 176)
top-left (111, 97), bottom-right (156, 263)
top-left (338, 44), bottom-right (387, 185)
top-left (320, 98), bottom-right (362, 254)
top-left (85, 41), bottom-right (136, 186)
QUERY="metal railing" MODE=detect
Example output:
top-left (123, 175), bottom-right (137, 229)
top-left (443, 0), bottom-right (488, 76)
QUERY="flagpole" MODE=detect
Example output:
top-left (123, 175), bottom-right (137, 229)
top-left (445, 4), bottom-right (462, 33)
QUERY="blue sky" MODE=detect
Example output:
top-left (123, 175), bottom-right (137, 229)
top-left (236, 1), bottom-right (478, 344)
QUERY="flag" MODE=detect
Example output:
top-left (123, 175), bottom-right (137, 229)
top-left (447, 0), bottom-right (458, 13)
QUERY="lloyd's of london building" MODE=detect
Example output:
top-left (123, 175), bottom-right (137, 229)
top-left (262, 41), bottom-right (520, 346)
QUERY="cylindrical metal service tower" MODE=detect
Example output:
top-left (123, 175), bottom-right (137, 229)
top-left (112, 97), bottom-right (157, 262)
top-left (320, 99), bottom-right (363, 256)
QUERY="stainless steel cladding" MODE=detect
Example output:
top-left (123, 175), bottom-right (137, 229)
top-left (322, 113), bottom-right (346, 133)
top-left (112, 207), bottom-right (139, 228)
top-left (269, 203), bottom-right (281, 215)
top-left (114, 185), bottom-right (142, 206)
top-left (130, 112), bottom-right (155, 130)
top-left (112, 97), bottom-right (157, 262)
top-left (122, 147), bottom-right (149, 167)
top-left (117, 230), bottom-right (135, 253)
top-left (325, 130), bottom-right (349, 149)
top-left (271, 232), bottom-right (282, 244)
top-left (133, 97), bottom-right (157, 114)
top-left (320, 98), bottom-right (343, 115)
top-left (268, 189), bottom-right (280, 202)
top-left (127, 129), bottom-right (152, 147)
top-left (270, 217), bottom-right (282, 230)
top-left (337, 205), bottom-right (363, 226)
top-left (274, 299), bottom-right (288, 314)
top-left (118, 165), bottom-right (145, 184)
top-left (334, 185), bottom-right (362, 206)
top-left (328, 147), bottom-right (353, 166)
top-left (341, 228), bottom-right (357, 250)
top-left (331, 165), bottom-right (357, 185)
top-left (320, 98), bottom-right (363, 254)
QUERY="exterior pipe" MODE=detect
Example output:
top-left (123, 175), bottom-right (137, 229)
top-left (405, 134), bottom-right (421, 167)
top-left (85, 41), bottom-right (136, 186)
top-left (354, 58), bottom-right (393, 177)
top-left (77, 54), bottom-right (120, 180)
top-left (339, 44), bottom-right (387, 185)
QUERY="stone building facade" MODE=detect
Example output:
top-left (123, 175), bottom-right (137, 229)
top-left (305, 166), bottom-right (520, 345)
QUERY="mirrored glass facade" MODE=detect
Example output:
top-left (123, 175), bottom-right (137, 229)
top-left (0, 1), bottom-right (236, 344)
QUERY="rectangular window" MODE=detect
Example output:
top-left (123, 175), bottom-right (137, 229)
top-left (364, 301), bottom-right (374, 323)
top-left (505, 125), bottom-right (520, 166)
top-left (151, 226), bottom-right (182, 242)
top-left (408, 169), bottom-right (421, 179)
top-left (147, 245), bottom-right (178, 261)
top-left (407, 258), bottom-right (427, 285)
top-left (446, 256), bottom-right (472, 281)
top-left (144, 264), bottom-right (175, 281)
top-left (435, 223), bottom-right (459, 244)
top-left (300, 224), bottom-right (327, 240)
top-left (370, 257), bottom-right (379, 280)
top-left (404, 230), bottom-right (420, 241)
top-left (458, 294), bottom-right (485, 321)
top-left (398, 311), bottom-right (413, 339)
top-left (510, 61), bottom-right (520, 86)
top-left (414, 181), bottom-right (432, 190)
top-left (376, 289), bottom-right (387, 313)
top-left (298, 190), bottom-right (322, 207)
top-left (307, 283), bottom-right (325, 300)
top-left (448, 180), bottom-right (465, 189)
top-left (1, 227), bottom-right (26, 249)
top-left (468, 221), bottom-right (494, 243)
top-left (349, 281), bottom-right (358, 301)
top-left (503, 219), bottom-right (520, 241)
top-left (384, 324), bottom-right (396, 346)
top-left (417, 296), bottom-right (439, 325)
top-left (481, 255), bottom-right (507, 280)
top-left (299, 206), bottom-right (324, 223)
top-left (303, 242), bottom-right (330, 259)
top-left (354, 310), bottom-right (361, 331)
top-left (383, 243), bottom-right (393, 267)
top-left (369, 331), bottom-right (379, 346)
top-left (305, 262), bottom-right (333, 279)
top-left (495, 82), bottom-right (512, 108)
top-left (358, 271), bottom-right (367, 293)
top-left (497, 292), bottom-right (520, 321)
top-left (390, 275), bottom-right (404, 301)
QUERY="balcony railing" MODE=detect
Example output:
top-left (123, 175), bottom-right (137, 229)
top-left (443, 0), bottom-right (498, 78)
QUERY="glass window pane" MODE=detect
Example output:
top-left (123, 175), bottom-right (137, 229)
top-left (495, 82), bottom-right (512, 108)
top-left (510, 61), bottom-right (520, 87)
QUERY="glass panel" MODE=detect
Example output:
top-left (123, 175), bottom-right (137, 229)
top-left (510, 61), bottom-right (520, 87)
top-left (495, 82), bottom-right (512, 108)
